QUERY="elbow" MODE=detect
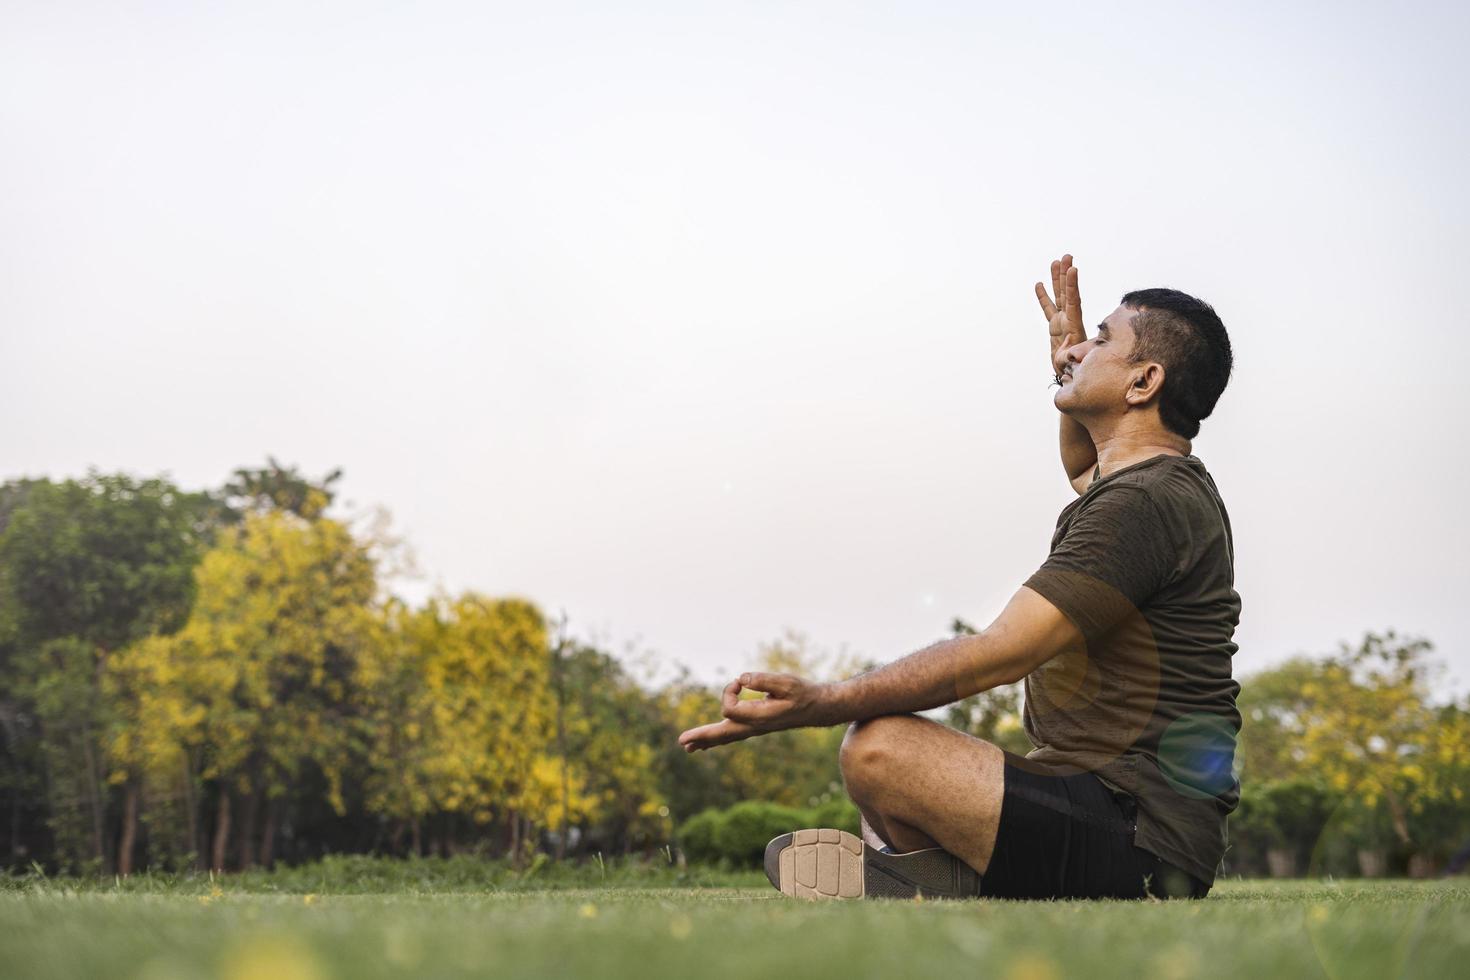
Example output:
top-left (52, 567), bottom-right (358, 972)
top-left (995, 661), bottom-right (1029, 687)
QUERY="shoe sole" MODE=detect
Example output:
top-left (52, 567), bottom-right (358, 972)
top-left (763, 828), bottom-right (981, 900)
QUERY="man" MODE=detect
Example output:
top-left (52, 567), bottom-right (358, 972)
top-left (678, 255), bottom-right (1241, 901)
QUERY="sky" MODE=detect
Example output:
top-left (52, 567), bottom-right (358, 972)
top-left (3, 1), bottom-right (1468, 694)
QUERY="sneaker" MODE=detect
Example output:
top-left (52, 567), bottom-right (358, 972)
top-left (763, 828), bottom-right (981, 900)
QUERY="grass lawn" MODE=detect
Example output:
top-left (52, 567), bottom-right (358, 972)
top-left (1, 860), bottom-right (1465, 979)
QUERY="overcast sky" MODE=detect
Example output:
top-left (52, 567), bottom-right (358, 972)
top-left (3, 1), bottom-right (1467, 694)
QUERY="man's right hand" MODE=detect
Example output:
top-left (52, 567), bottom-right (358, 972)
top-left (1035, 254), bottom-right (1087, 377)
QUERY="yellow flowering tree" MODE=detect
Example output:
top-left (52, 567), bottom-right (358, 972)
top-left (170, 510), bottom-right (378, 869)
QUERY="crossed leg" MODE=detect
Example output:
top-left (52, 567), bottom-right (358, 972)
top-left (839, 714), bottom-right (1007, 874)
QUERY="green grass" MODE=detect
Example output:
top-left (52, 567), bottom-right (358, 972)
top-left (1, 860), bottom-right (1466, 979)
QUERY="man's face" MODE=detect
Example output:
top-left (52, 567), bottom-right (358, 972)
top-left (1054, 305), bottom-right (1141, 415)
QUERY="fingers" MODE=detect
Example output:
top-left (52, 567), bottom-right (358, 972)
top-left (739, 672), bottom-right (796, 696)
top-left (724, 695), bottom-right (786, 723)
top-left (1050, 259), bottom-right (1063, 311)
top-left (678, 718), bottom-right (757, 752)
top-left (1065, 265), bottom-right (1081, 318)
top-left (1035, 281), bottom-right (1057, 319)
top-left (719, 678), bottom-right (743, 717)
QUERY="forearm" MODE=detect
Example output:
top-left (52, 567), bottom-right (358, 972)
top-left (820, 633), bottom-right (1022, 723)
top-left (1059, 413), bottom-right (1097, 483)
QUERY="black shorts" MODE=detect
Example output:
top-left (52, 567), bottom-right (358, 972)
top-left (978, 752), bottom-right (1210, 900)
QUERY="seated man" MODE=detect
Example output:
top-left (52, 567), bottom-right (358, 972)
top-left (678, 255), bottom-right (1241, 901)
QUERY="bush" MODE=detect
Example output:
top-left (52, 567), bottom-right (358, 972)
top-left (713, 802), bottom-right (809, 867)
top-left (676, 809), bottom-right (725, 865)
top-left (810, 797), bottom-right (862, 834)
top-left (677, 798), bottom-right (864, 867)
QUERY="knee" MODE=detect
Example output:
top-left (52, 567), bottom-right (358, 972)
top-left (839, 715), bottom-right (915, 798)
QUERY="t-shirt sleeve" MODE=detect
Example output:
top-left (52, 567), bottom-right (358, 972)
top-left (1024, 486), bottom-right (1176, 645)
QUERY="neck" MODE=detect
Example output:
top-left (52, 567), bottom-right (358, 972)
top-left (1084, 418), bottom-right (1191, 477)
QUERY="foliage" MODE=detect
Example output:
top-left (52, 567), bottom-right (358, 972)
top-left (219, 458), bottom-right (342, 521)
top-left (4, 466), bottom-right (1467, 881)
top-left (0, 473), bottom-right (209, 872)
top-left (1236, 632), bottom-right (1455, 855)
top-left (676, 798), bottom-right (862, 867)
top-left (0, 474), bottom-right (207, 652)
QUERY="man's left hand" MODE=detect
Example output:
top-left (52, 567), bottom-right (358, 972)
top-left (677, 672), bottom-right (832, 752)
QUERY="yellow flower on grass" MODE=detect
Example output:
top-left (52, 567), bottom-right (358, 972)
top-left (578, 903), bottom-right (598, 919)
top-left (1004, 952), bottom-right (1059, 980)
top-left (1150, 943), bottom-right (1201, 980)
top-left (221, 937), bottom-right (324, 980)
top-left (668, 915), bottom-right (693, 940)
top-left (303, 894), bottom-right (318, 906)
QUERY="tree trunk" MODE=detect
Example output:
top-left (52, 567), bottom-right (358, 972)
top-left (79, 730), bottom-right (110, 873)
top-left (1357, 849), bottom-right (1387, 878)
top-left (1408, 853), bottom-right (1437, 879)
top-left (8, 780), bottom-right (17, 863)
top-left (1266, 847), bottom-right (1296, 878)
top-left (552, 637), bottom-right (569, 861)
top-left (238, 789), bottom-right (261, 869)
top-left (260, 797), bottom-right (279, 868)
top-left (182, 755), bottom-right (199, 868)
top-left (117, 782), bottom-right (140, 876)
top-left (211, 790), bottom-right (232, 873)
top-left (0, 701), bottom-right (21, 862)
top-left (410, 817), bottom-right (422, 857)
top-left (1384, 791), bottom-right (1412, 846)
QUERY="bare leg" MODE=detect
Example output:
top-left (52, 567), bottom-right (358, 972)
top-left (858, 809), bottom-right (941, 853)
top-left (840, 714), bottom-right (1006, 874)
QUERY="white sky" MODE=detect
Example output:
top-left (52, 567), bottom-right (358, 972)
top-left (3, 1), bottom-right (1468, 694)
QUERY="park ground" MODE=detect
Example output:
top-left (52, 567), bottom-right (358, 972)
top-left (1, 859), bottom-right (1466, 980)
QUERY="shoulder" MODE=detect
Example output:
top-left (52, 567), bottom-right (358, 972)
top-left (1110, 456), bottom-right (1222, 507)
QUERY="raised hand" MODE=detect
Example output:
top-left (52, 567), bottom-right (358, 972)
top-left (1034, 254), bottom-right (1087, 376)
top-left (677, 672), bottom-right (831, 752)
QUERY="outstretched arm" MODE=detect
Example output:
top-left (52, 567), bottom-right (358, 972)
top-left (677, 586), bottom-right (1083, 751)
top-left (1035, 254), bottom-right (1098, 494)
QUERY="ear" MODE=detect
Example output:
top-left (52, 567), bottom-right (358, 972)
top-left (1125, 362), bottom-right (1166, 406)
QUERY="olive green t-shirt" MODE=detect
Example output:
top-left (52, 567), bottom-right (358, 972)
top-left (1021, 453), bottom-right (1241, 886)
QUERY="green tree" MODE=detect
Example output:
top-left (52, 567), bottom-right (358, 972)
top-left (220, 458), bottom-right (342, 521)
top-left (0, 474), bottom-right (206, 872)
top-left (1235, 632), bottom-right (1447, 864)
top-left (553, 639), bottom-right (668, 854)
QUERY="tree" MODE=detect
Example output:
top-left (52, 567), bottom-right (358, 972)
top-left (1293, 632), bottom-right (1437, 847)
top-left (158, 510), bottom-right (378, 870)
top-left (219, 458), bottom-right (342, 521)
top-left (1236, 632), bottom-right (1446, 862)
top-left (360, 594), bottom-right (559, 857)
top-left (0, 474), bottom-right (206, 872)
top-left (552, 640), bottom-right (668, 854)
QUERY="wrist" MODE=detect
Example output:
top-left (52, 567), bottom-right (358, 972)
top-left (812, 680), bottom-right (850, 727)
